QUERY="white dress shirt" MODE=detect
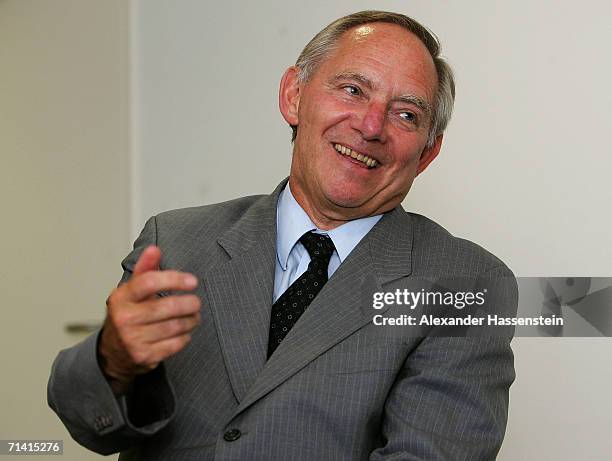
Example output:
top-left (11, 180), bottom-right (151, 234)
top-left (273, 183), bottom-right (382, 303)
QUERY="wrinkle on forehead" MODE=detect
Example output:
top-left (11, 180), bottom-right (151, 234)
top-left (333, 23), bottom-right (438, 105)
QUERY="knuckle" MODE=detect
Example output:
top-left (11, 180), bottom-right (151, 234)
top-left (138, 274), bottom-right (157, 293)
top-left (190, 314), bottom-right (201, 327)
top-left (163, 296), bottom-right (177, 312)
top-left (190, 295), bottom-right (202, 310)
top-left (149, 300), bottom-right (167, 320)
top-left (160, 272), bottom-right (172, 284)
top-left (179, 295), bottom-right (200, 314)
top-left (170, 318), bottom-right (187, 335)
top-left (159, 319), bottom-right (176, 337)
top-left (106, 291), bottom-right (121, 310)
top-left (111, 309), bottom-right (133, 328)
top-left (182, 295), bottom-right (200, 313)
top-left (172, 271), bottom-right (185, 285)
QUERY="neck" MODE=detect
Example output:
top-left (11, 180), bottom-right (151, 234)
top-left (287, 178), bottom-right (354, 230)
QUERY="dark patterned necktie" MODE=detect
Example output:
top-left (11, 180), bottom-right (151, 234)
top-left (267, 231), bottom-right (336, 358)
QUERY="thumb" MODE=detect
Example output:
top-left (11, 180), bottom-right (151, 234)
top-left (132, 245), bottom-right (161, 276)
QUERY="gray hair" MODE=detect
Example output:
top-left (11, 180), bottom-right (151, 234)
top-left (291, 10), bottom-right (455, 148)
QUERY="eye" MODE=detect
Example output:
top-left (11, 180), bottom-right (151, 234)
top-left (342, 85), bottom-right (361, 96)
top-left (399, 111), bottom-right (417, 123)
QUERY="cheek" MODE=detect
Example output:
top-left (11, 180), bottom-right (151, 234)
top-left (387, 151), bottom-right (422, 184)
top-left (299, 94), bottom-right (350, 130)
top-left (393, 139), bottom-right (428, 167)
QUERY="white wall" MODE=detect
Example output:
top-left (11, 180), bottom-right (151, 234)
top-left (135, 1), bottom-right (612, 459)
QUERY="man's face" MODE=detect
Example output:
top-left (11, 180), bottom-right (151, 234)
top-left (280, 22), bottom-right (442, 229)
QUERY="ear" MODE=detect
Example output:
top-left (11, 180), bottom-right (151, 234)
top-left (279, 66), bottom-right (301, 126)
top-left (416, 133), bottom-right (443, 176)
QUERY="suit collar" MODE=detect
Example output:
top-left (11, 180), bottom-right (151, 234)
top-left (216, 179), bottom-right (286, 259)
top-left (366, 204), bottom-right (414, 284)
top-left (204, 180), bottom-right (284, 402)
top-left (216, 176), bottom-right (414, 286)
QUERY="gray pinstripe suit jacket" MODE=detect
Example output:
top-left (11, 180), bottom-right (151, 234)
top-left (48, 180), bottom-right (517, 460)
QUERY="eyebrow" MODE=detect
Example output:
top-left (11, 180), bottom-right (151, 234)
top-left (330, 71), bottom-right (432, 117)
top-left (331, 72), bottom-right (375, 90)
top-left (396, 95), bottom-right (432, 117)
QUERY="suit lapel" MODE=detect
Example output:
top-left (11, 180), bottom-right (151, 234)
top-left (203, 181), bottom-right (285, 402)
top-left (234, 205), bottom-right (414, 415)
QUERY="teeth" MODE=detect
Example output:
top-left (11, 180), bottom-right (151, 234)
top-left (334, 143), bottom-right (378, 168)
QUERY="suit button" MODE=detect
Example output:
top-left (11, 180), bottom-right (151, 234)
top-left (223, 429), bottom-right (241, 441)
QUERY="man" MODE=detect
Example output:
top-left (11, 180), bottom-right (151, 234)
top-left (48, 10), bottom-right (516, 460)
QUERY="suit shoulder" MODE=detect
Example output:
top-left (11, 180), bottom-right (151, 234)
top-left (123, 192), bottom-right (278, 274)
top-left (408, 212), bottom-right (512, 276)
top-left (144, 194), bottom-right (267, 257)
top-left (154, 194), bottom-right (265, 233)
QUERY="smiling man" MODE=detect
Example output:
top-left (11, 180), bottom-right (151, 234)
top-left (49, 10), bottom-right (516, 460)
top-left (282, 20), bottom-right (443, 228)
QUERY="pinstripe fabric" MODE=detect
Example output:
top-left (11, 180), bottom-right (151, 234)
top-left (48, 179), bottom-right (517, 460)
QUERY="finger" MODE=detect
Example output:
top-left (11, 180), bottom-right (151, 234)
top-left (146, 333), bottom-right (193, 364)
top-left (138, 294), bottom-right (201, 324)
top-left (133, 245), bottom-right (161, 276)
top-left (124, 270), bottom-right (198, 302)
top-left (136, 314), bottom-right (201, 343)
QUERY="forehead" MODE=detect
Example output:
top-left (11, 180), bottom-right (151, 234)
top-left (315, 22), bottom-right (438, 102)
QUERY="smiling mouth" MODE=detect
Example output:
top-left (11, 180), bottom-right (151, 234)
top-left (333, 143), bottom-right (379, 168)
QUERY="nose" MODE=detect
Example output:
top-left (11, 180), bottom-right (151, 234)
top-left (351, 102), bottom-right (387, 142)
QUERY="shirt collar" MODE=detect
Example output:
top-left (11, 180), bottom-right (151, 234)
top-left (276, 182), bottom-right (382, 269)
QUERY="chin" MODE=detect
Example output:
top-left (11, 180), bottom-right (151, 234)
top-left (325, 192), bottom-right (370, 210)
top-left (320, 180), bottom-right (361, 202)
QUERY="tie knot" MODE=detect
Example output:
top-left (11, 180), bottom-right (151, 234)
top-left (299, 232), bottom-right (335, 266)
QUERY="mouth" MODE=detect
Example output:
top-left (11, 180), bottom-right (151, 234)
top-left (333, 143), bottom-right (379, 168)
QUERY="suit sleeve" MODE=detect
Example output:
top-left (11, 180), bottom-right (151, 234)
top-left (369, 266), bottom-right (518, 461)
top-left (47, 216), bottom-right (177, 455)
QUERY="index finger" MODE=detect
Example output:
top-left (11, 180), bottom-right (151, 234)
top-left (122, 270), bottom-right (198, 302)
